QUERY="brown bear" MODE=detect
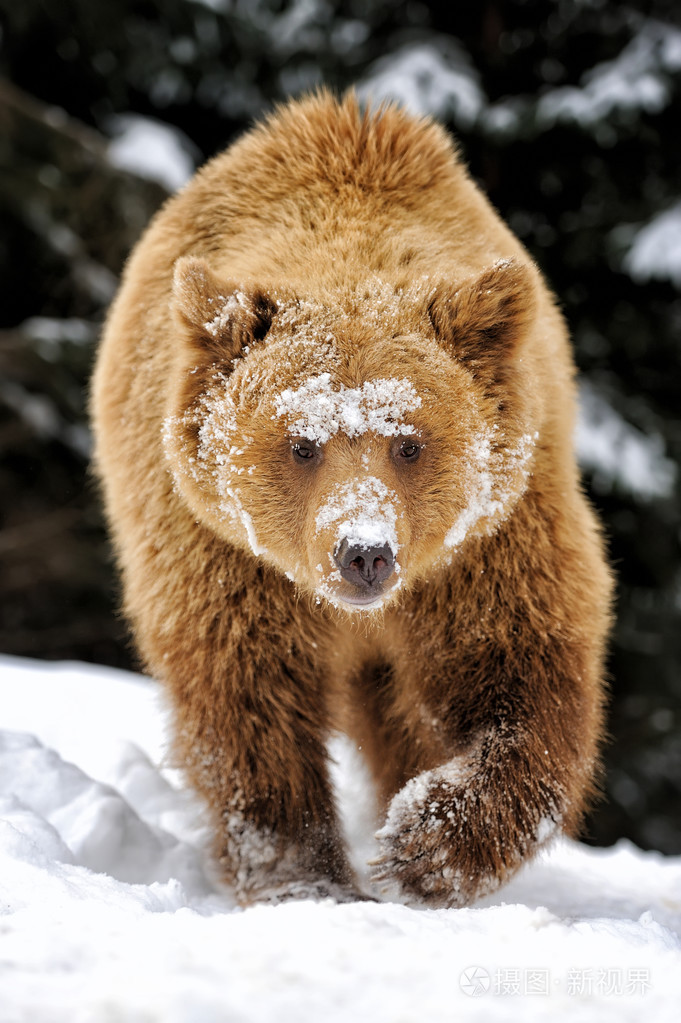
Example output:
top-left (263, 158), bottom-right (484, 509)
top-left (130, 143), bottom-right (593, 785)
top-left (91, 90), bottom-right (613, 907)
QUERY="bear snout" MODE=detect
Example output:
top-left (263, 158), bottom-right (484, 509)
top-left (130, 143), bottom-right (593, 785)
top-left (334, 539), bottom-right (395, 589)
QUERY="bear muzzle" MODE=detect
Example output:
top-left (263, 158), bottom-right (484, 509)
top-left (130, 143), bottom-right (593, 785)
top-left (333, 539), bottom-right (396, 605)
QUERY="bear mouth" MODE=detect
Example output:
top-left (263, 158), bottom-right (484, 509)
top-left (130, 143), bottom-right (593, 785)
top-left (326, 576), bottom-right (402, 611)
top-left (340, 586), bottom-right (389, 607)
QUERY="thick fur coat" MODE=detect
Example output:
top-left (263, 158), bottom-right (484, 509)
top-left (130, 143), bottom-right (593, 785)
top-left (91, 92), bottom-right (613, 906)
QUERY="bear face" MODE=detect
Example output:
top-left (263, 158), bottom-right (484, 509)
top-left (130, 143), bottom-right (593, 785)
top-left (163, 255), bottom-right (540, 613)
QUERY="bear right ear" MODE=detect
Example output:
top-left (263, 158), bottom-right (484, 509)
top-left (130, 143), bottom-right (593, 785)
top-left (171, 257), bottom-right (276, 361)
top-left (427, 258), bottom-right (537, 390)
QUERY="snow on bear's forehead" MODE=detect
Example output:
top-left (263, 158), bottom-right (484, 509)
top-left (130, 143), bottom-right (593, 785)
top-left (274, 373), bottom-right (422, 444)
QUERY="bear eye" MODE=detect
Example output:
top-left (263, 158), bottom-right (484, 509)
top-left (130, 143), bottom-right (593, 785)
top-left (291, 440), bottom-right (320, 464)
top-left (395, 437), bottom-right (422, 462)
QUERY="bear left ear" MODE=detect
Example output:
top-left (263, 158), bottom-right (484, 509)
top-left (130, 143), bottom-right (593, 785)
top-left (427, 258), bottom-right (537, 384)
top-left (171, 256), bottom-right (276, 361)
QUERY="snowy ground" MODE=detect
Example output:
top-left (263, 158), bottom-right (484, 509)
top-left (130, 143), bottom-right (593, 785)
top-left (1, 656), bottom-right (679, 1022)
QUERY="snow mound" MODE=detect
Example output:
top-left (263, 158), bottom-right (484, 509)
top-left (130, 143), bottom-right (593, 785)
top-left (1, 655), bottom-right (680, 1022)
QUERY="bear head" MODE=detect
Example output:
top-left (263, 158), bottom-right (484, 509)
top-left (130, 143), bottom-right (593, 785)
top-left (163, 256), bottom-right (540, 613)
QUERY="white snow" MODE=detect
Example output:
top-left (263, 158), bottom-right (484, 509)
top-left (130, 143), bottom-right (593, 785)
top-left (204, 289), bottom-right (252, 337)
top-left (188, 0), bottom-right (227, 10)
top-left (20, 316), bottom-right (96, 347)
top-left (359, 20), bottom-right (681, 144)
top-left (621, 201), bottom-right (681, 288)
top-left (315, 476), bottom-right (400, 556)
top-left (0, 379), bottom-right (92, 458)
top-left (358, 38), bottom-right (485, 127)
top-left (2, 654), bottom-right (679, 1022)
top-left (107, 114), bottom-right (198, 192)
top-left (378, 754), bottom-right (475, 847)
top-left (274, 374), bottom-right (422, 445)
top-left (444, 427), bottom-right (537, 549)
top-left (576, 383), bottom-right (677, 501)
top-left (536, 20), bottom-right (681, 130)
top-left (164, 375), bottom-right (269, 557)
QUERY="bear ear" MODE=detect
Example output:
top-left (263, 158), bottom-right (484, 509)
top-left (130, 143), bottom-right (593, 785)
top-left (427, 258), bottom-right (537, 385)
top-left (171, 257), bottom-right (276, 361)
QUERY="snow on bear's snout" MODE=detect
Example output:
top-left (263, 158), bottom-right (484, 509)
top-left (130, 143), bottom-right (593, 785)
top-left (314, 476), bottom-right (404, 610)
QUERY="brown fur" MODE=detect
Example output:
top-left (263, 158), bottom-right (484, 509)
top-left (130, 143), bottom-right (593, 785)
top-left (91, 91), bottom-right (613, 907)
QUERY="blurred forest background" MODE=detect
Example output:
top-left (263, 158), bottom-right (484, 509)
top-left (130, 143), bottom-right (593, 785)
top-left (0, 0), bottom-right (679, 853)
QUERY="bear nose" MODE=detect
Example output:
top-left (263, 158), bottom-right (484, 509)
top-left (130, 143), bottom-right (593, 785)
top-left (334, 539), bottom-right (395, 588)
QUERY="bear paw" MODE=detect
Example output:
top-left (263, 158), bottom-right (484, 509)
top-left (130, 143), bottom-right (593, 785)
top-left (243, 876), bottom-right (374, 906)
top-left (370, 761), bottom-right (552, 908)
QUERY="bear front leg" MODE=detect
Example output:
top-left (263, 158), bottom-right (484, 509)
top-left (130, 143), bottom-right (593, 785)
top-left (371, 635), bottom-right (605, 907)
top-left (172, 653), bottom-right (361, 906)
top-left (136, 551), bottom-right (361, 905)
top-left (211, 735), bottom-right (359, 906)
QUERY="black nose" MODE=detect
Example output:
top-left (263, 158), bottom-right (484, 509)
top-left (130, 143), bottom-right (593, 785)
top-left (334, 539), bottom-right (395, 588)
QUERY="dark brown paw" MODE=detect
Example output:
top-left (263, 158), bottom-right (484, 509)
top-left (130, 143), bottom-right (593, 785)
top-left (370, 763), bottom-right (560, 907)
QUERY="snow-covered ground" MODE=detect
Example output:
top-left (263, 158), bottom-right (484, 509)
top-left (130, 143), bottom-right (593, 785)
top-left (1, 655), bottom-right (679, 1022)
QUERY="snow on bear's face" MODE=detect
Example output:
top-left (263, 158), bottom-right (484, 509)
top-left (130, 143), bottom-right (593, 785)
top-left (163, 258), bottom-right (538, 612)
